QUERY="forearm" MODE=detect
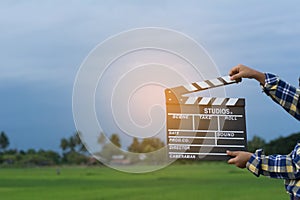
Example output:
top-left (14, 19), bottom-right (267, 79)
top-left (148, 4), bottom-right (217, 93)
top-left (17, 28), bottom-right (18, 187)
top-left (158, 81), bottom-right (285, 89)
top-left (247, 149), bottom-right (300, 180)
top-left (252, 70), bottom-right (266, 85)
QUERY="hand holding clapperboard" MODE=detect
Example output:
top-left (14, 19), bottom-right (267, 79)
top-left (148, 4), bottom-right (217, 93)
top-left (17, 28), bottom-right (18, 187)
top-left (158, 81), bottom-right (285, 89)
top-left (165, 75), bottom-right (247, 160)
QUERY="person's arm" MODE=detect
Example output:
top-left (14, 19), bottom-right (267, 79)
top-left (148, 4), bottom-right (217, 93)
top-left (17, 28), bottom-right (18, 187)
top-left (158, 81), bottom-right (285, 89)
top-left (263, 73), bottom-right (300, 121)
top-left (227, 145), bottom-right (300, 180)
top-left (247, 147), bottom-right (300, 179)
top-left (229, 64), bottom-right (300, 120)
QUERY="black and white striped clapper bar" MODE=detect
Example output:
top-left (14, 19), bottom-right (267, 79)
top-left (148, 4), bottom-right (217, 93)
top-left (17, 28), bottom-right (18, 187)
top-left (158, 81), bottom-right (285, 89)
top-left (165, 76), bottom-right (247, 160)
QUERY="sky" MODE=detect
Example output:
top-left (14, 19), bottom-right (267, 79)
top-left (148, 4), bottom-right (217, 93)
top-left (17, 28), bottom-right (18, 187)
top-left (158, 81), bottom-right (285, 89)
top-left (0, 0), bottom-right (299, 152)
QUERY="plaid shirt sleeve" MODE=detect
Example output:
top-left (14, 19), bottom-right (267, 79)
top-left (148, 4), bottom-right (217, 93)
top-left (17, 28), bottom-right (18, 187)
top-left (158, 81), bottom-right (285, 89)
top-left (246, 145), bottom-right (300, 197)
top-left (262, 73), bottom-right (300, 121)
top-left (246, 145), bottom-right (300, 179)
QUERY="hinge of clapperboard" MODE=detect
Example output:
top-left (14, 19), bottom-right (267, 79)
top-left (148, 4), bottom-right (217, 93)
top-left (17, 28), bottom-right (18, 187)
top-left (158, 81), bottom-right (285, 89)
top-left (165, 75), bottom-right (243, 106)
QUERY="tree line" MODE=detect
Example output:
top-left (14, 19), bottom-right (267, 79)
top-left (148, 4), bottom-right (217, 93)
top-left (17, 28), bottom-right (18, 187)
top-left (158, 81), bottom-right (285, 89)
top-left (0, 131), bottom-right (165, 167)
top-left (0, 130), bottom-right (299, 167)
top-left (247, 131), bottom-right (300, 155)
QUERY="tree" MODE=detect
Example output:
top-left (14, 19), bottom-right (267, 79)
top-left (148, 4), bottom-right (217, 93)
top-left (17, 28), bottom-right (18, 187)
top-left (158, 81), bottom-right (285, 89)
top-left (27, 148), bottom-right (36, 155)
top-left (63, 151), bottom-right (88, 165)
top-left (264, 132), bottom-right (300, 155)
top-left (68, 135), bottom-right (77, 152)
top-left (59, 131), bottom-right (88, 164)
top-left (128, 137), bottom-right (164, 153)
top-left (75, 131), bottom-right (87, 153)
top-left (140, 137), bottom-right (164, 153)
top-left (247, 132), bottom-right (300, 155)
top-left (127, 138), bottom-right (171, 163)
top-left (110, 134), bottom-right (121, 148)
top-left (0, 131), bottom-right (9, 151)
top-left (98, 132), bottom-right (106, 144)
top-left (98, 133), bottom-right (123, 162)
top-left (60, 138), bottom-right (69, 152)
top-left (37, 149), bottom-right (61, 165)
top-left (59, 131), bottom-right (87, 153)
top-left (128, 137), bottom-right (141, 153)
top-left (247, 135), bottom-right (266, 153)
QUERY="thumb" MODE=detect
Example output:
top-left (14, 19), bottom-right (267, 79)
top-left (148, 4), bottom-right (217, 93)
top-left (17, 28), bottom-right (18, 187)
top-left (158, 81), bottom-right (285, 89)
top-left (227, 157), bottom-right (237, 165)
top-left (230, 74), bottom-right (242, 82)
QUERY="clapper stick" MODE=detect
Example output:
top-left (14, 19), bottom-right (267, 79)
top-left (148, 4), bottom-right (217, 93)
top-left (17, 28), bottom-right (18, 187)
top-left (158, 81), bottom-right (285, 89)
top-left (165, 75), bottom-right (247, 161)
top-left (167, 76), bottom-right (238, 98)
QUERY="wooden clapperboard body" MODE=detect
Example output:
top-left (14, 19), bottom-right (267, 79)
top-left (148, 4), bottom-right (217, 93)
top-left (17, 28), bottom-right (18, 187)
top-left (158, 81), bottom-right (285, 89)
top-left (165, 76), bottom-right (247, 160)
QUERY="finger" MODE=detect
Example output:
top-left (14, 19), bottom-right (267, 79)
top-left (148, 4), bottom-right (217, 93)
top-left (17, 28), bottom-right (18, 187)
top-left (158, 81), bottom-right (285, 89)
top-left (230, 74), bottom-right (242, 82)
top-left (226, 150), bottom-right (239, 157)
top-left (231, 76), bottom-right (242, 83)
top-left (227, 157), bottom-right (237, 165)
top-left (229, 66), bottom-right (239, 76)
top-left (226, 150), bottom-right (232, 156)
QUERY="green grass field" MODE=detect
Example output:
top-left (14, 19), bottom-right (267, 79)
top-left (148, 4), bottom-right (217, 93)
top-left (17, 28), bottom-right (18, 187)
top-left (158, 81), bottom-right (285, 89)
top-left (0, 163), bottom-right (289, 200)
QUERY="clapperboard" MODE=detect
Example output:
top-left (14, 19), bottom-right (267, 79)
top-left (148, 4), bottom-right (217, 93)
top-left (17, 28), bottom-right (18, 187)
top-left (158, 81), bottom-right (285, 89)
top-left (165, 76), bottom-right (247, 160)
